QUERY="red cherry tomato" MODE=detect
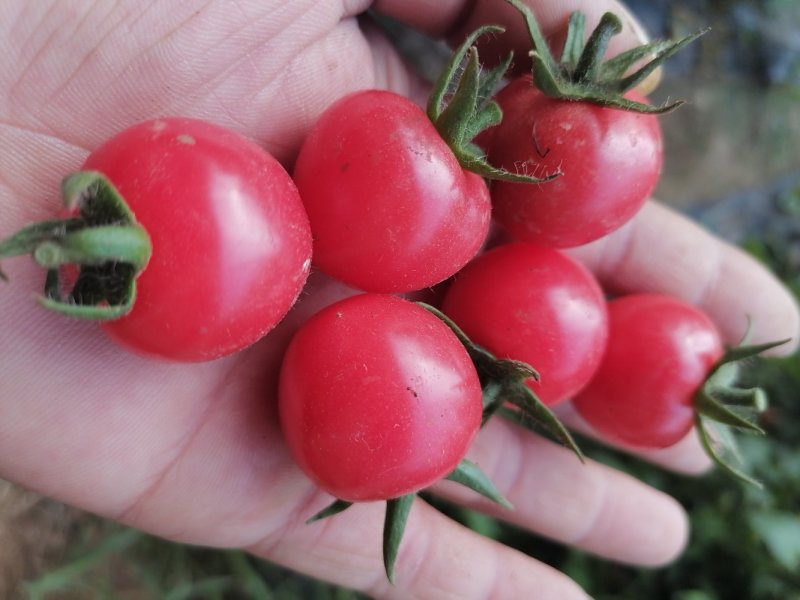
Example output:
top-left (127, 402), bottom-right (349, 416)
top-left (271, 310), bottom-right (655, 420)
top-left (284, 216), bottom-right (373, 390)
top-left (442, 242), bottom-right (608, 407)
top-left (83, 118), bottom-right (312, 361)
top-left (573, 293), bottom-right (725, 448)
top-left (279, 294), bottom-right (482, 501)
top-left (293, 90), bottom-right (491, 293)
top-left (486, 75), bottom-right (663, 248)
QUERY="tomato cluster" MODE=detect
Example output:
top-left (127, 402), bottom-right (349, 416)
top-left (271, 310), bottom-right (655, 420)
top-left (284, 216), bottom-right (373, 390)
top-left (0, 0), bottom-right (780, 582)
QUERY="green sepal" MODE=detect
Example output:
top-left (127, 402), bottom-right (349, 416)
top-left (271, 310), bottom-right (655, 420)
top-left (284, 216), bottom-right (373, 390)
top-left (428, 25), bottom-right (502, 123)
top-left (457, 149), bottom-right (561, 183)
top-left (383, 494), bottom-right (415, 584)
top-left (692, 336), bottom-right (790, 486)
top-left (506, 0), bottom-right (709, 113)
top-left (714, 338), bottom-right (791, 365)
top-left (696, 415), bottom-right (763, 489)
top-left (427, 24), bottom-right (555, 183)
top-left (599, 39), bottom-right (679, 81)
top-left (417, 302), bottom-right (583, 461)
top-left (0, 170), bottom-right (151, 321)
top-left (62, 170), bottom-right (138, 223)
top-left (612, 30), bottom-right (708, 97)
top-left (305, 499), bottom-right (354, 524)
top-left (434, 49), bottom-right (483, 150)
top-left (38, 277), bottom-right (137, 321)
top-left (445, 458), bottom-right (513, 509)
top-left (560, 11), bottom-right (586, 70)
top-left (496, 379), bottom-right (584, 462)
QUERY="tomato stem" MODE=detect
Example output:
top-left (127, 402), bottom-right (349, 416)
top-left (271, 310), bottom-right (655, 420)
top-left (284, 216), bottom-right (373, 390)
top-left (0, 171), bottom-right (151, 320)
top-left (0, 218), bottom-right (82, 280)
top-left (572, 12), bottom-right (621, 83)
top-left (33, 225), bottom-right (150, 271)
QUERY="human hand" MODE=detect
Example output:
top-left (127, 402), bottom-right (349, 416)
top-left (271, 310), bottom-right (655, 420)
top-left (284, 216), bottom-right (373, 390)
top-left (1, 1), bottom-right (798, 598)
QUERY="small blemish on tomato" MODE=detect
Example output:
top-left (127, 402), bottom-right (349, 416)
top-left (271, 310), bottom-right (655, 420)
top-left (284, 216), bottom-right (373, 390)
top-left (177, 134), bottom-right (196, 145)
top-left (340, 162), bottom-right (350, 172)
top-left (151, 121), bottom-right (167, 132)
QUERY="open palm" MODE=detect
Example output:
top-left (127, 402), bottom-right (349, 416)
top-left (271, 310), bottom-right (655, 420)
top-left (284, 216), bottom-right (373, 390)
top-left (1, 1), bottom-right (797, 598)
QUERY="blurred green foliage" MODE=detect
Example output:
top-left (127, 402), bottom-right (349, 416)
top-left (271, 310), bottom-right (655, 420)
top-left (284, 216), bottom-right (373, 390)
top-left (23, 518), bottom-right (367, 600)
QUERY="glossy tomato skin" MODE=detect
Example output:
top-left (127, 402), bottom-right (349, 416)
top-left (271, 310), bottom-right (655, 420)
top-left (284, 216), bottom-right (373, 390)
top-left (442, 242), bottom-right (608, 407)
top-left (279, 294), bottom-right (482, 501)
top-left (84, 118), bottom-right (312, 361)
top-left (573, 293), bottom-right (724, 448)
top-left (293, 90), bottom-right (491, 293)
top-left (487, 76), bottom-right (663, 248)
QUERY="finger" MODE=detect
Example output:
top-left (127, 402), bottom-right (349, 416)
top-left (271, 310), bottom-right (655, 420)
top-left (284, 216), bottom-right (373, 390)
top-left (433, 417), bottom-right (690, 567)
top-left (360, 16), bottom-right (434, 107)
top-left (248, 493), bottom-right (591, 600)
top-left (567, 201), bottom-right (800, 355)
top-left (0, 270), bottom-right (358, 542)
top-left (2, 2), bottom-right (378, 165)
top-left (375, 0), bottom-right (651, 65)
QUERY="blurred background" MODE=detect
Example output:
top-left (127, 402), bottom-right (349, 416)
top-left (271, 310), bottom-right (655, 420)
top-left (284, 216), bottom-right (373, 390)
top-left (3, 0), bottom-right (799, 598)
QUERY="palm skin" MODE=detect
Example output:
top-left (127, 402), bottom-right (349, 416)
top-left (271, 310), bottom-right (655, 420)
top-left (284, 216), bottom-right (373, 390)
top-left (1, 1), bottom-right (797, 598)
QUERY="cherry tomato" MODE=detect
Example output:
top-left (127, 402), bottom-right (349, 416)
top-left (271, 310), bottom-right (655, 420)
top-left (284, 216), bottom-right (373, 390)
top-left (84, 118), bottom-right (312, 361)
top-left (573, 293), bottom-right (724, 448)
top-left (442, 242), bottom-right (608, 407)
top-left (292, 90), bottom-right (491, 293)
top-left (279, 293), bottom-right (482, 501)
top-left (486, 75), bottom-right (663, 248)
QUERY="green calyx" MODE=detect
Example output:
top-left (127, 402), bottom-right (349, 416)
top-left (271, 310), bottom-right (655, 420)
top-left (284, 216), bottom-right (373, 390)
top-left (506, 0), bottom-right (709, 113)
top-left (694, 337), bottom-right (791, 487)
top-left (419, 303), bottom-right (584, 461)
top-left (428, 25), bottom-right (557, 183)
top-left (0, 171), bottom-right (151, 320)
top-left (307, 458), bottom-right (510, 584)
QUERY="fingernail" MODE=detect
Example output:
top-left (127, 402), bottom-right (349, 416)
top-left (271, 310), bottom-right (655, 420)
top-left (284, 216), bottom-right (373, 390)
top-left (636, 67), bottom-right (664, 96)
top-left (618, 10), bottom-right (665, 95)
